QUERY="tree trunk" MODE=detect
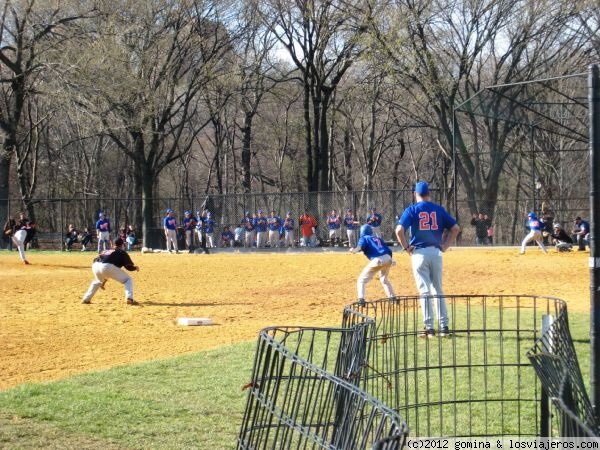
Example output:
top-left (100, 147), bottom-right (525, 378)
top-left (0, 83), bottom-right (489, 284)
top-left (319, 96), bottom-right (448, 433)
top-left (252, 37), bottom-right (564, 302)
top-left (303, 76), bottom-right (315, 192)
top-left (241, 110), bottom-right (253, 193)
top-left (0, 144), bottom-right (12, 220)
top-left (318, 90), bottom-right (331, 191)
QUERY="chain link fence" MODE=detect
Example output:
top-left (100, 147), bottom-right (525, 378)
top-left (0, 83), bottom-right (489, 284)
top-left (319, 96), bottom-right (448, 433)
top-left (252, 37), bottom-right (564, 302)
top-left (2, 190), bottom-right (590, 250)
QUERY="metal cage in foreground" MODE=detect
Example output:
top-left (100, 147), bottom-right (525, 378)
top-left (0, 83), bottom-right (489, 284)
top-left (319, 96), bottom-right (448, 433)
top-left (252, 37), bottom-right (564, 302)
top-left (238, 325), bottom-right (408, 449)
top-left (343, 295), bottom-right (596, 438)
top-left (239, 295), bottom-right (597, 449)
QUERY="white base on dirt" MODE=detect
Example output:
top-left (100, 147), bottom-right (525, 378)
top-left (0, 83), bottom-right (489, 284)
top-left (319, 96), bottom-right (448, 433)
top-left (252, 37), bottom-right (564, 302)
top-left (177, 317), bottom-right (213, 326)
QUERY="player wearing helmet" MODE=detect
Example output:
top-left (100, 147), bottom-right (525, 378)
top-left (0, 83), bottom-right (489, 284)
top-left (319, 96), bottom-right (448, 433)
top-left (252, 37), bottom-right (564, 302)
top-left (396, 181), bottom-right (460, 338)
top-left (349, 224), bottom-right (397, 307)
top-left (520, 212), bottom-right (547, 254)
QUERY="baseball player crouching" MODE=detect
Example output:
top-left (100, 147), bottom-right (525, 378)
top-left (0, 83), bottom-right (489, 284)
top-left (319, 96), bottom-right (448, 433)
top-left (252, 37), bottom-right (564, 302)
top-left (349, 224), bottom-right (397, 307)
top-left (82, 237), bottom-right (140, 305)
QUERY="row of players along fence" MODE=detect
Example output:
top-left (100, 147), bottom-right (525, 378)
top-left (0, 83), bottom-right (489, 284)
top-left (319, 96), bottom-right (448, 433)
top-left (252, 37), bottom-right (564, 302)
top-left (2, 191), bottom-right (589, 250)
top-left (239, 296), bottom-right (598, 449)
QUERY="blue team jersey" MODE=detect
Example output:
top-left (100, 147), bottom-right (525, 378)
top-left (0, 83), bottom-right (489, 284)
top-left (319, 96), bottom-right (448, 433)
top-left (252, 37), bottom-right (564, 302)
top-left (221, 230), bottom-right (234, 241)
top-left (357, 235), bottom-right (392, 260)
top-left (327, 215), bottom-right (341, 229)
top-left (267, 216), bottom-right (281, 231)
top-left (579, 220), bottom-right (590, 233)
top-left (344, 216), bottom-right (357, 230)
top-left (163, 216), bottom-right (177, 230)
top-left (204, 219), bottom-right (215, 233)
top-left (527, 218), bottom-right (542, 231)
top-left (398, 201), bottom-right (457, 250)
top-left (183, 217), bottom-right (195, 230)
top-left (254, 217), bottom-right (268, 232)
top-left (283, 218), bottom-right (294, 230)
top-left (366, 213), bottom-right (382, 227)
top-left (96, 219), bottom-right (111, 232)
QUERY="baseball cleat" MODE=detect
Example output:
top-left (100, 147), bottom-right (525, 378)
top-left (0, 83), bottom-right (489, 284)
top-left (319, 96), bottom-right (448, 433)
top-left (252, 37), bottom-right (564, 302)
top-left (82, 299), bottom-right (91, 304)
top-left (24, 260), bottom-right (30, 265)
top-left (126, 298), bottom-right (139, 306)
top-left (357, 298), bottom-right (366, 307)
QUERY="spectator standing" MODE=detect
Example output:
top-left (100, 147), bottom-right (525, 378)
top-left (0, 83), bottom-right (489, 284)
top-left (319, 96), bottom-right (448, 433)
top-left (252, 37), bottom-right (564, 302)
top-left (254, 210), bottom-right (268, 248)
top-left (267, 210), bottom-right (282, 248)
top-left (344, 209), bottom-right (359, 248)
top-left (520, 212), bottom-right (548, 254)
top-left (283, 211), bottom-right (296, 247)
top-left (65, 224), bottom-right (78, 251)
top-left (96, 211), bottom-right (111, 253)
top-left (470, 213), bottom-right (488, 245)
top-left (572, 216), bottom-right (590, 251)
top-left (395, 181), bottom-right (460, 338)
top-left (327, 209), bottom-right (342, 246)
top-left (3, 216), bottom-right (15, 250)
top-left (349, 224), bottom-right (397, 306)
top-left (163, 209), bottom-right (179, 253)
top-left (366, 207), bottom-right (383, 238)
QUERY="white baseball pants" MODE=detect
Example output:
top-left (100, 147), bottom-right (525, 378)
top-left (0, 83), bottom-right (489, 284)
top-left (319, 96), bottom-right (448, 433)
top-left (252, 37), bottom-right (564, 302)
top-left (165, 229), bottom-right (178, 252)
top-left (82, 262), bottom-right (133, 303)
top-left (12, 229), bottom-right (28, 262)
top-left (520, 230), bottom-right (547, 253)
top-left (357, 254), bottom-right (396, 300)
top-left (411, 247), bottom-right (448, 330)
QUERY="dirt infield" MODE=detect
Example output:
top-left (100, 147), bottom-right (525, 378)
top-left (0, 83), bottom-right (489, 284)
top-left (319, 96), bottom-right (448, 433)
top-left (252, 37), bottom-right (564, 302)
top-left (0, 247), bottom-right (590, 391)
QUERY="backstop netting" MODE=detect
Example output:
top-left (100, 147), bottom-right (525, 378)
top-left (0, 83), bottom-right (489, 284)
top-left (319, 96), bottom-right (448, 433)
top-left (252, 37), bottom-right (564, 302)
top-left (240, 295), bottom-right (597, 448)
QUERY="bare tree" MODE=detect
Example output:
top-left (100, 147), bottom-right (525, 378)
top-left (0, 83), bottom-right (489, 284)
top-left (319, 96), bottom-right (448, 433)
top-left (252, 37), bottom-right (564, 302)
top-left (0, 0), bottom-right (88, 219)
top-left (370, 0), bottom-right (589, 216)
top-left (69, 0), bottom-right (234, 246)
top-left (257, 0), bottom-right (376, 192)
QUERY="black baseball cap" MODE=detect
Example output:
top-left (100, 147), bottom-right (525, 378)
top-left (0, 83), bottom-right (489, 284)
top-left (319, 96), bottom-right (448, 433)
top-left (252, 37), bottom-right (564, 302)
top-left (114, 237), bottom-right (124, 246)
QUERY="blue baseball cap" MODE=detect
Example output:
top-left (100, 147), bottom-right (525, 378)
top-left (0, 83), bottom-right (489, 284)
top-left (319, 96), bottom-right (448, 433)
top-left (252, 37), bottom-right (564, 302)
top-left (184, 210), bottom-right (190, 215)
top-left (528, 212), bottom-right (536, 218)
top-left (360, 224), bottom-right (373, 237)
top-left (415, 181), bottom-right (429, 195)
top-left (258, 209), bottom-right (263, 214)
top-left (98, 211), bottom-right (105, 218)
top-left (166, 208), bottom-right (173, 214)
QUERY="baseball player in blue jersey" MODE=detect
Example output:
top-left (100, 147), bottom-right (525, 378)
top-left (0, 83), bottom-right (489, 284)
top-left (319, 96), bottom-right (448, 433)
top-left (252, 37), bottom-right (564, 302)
top-left (396, 181), bottom-right (460, 338)
top-left (203, 211), bottom-right (216, 248)
top-left (195, 210), bottom-right (204, 246)
top-left (366, 207), bottom-right (383, 238)
top-left (327, 209), bottom-right (342, 246)
top-left (254, 210), bottom-right (268, 248)
top-left (163, 209), bottom-right (179, 253)
top-left (520, 212), bottom-right (547, 254)
top-left (95, 211), bottom-right (111, 253)
top-left (283, 211), bottom-right (296, 247)
top-left (350, 224), bottom-right (397, 306)
top-left (573, 216), bottom-right (590, 251)
top-left (344, 209), bottom-right (359, 248)
top-left (267, 210), bottom-right (282, 248)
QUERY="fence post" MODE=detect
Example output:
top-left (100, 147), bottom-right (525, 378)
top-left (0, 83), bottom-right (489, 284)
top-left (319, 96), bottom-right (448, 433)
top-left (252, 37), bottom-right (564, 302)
top-left (589, 63), bottom-right (600, 423)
